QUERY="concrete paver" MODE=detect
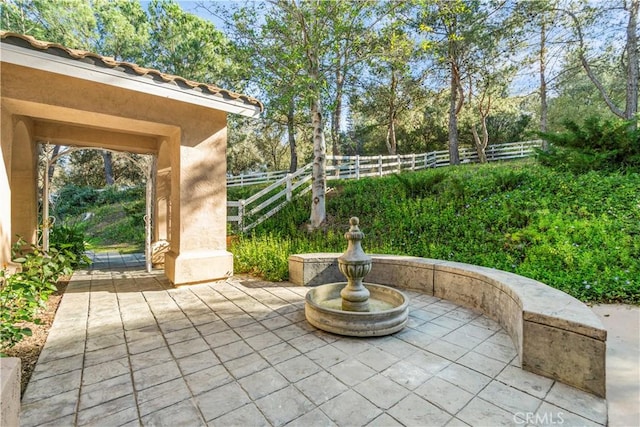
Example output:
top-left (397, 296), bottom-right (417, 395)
top-left (591, 304), bottom-right (640, 427)
top-left (19, 252), bottom-right (621, 426)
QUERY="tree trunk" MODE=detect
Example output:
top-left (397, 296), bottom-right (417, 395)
top-left (386, 118), bottom-right (397, 156)
top-left (540, 18), bottom-right (548, 146)
top-left (309, 97), bottom-right (326, 229)
top-left (471, 114), bottom-right (489, 163)
top-left (287, 101), bottom-right (298, 172)
top-left (47, 145), bottom-right (60, 185)
top-left (385, 68), bottom-right (398, 155)
top-left (102, 151), bottom-right (115, 186)
top-left (562, 8), bottom-right (626, 119)
top-left (448, 62), bottom-right (461, 165)
top-left (625, 0), bottom-right (639, 128)
top-left (331, 67), bottom-right (344, 159)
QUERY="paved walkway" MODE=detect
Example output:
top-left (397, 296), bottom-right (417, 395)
top-left (591, 304), bottom-right (640, 427)
top-left (20, 253), bottom-right (609, 427)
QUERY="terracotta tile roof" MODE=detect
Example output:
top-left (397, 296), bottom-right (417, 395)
top-left (1, 31), bottom-right (263, 112)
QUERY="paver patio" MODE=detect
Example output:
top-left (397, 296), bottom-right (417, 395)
top-left (20, 252), bottom-right (607, 427)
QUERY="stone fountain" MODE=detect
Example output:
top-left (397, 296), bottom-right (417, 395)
top-left (304, 217), bottom-right (409, 337)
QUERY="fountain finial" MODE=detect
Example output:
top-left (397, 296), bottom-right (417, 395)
top-left (304, 215), bottom-right (409, 336)
top-left (338, 217), bottom-right (372, 311)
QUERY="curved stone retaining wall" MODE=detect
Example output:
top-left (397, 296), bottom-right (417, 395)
top-left (289, 253), bottom-right (607, 398)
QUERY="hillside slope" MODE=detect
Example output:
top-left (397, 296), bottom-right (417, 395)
top-left (232, 162), bottom-right (640, 304)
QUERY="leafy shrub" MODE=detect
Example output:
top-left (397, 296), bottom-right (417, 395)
top-left (536, 117), bottom-right (640, 172)
top-left (1, 239), bottom-right (76, 351)
top-left (50, 222), bottom-right (91, 267)
top-left (52, 184), bottom-right (99, 218)
top-left (392, 171), bottom-right (447, 199)
top-left (96, 185), bottom-right (144, 205)
top-left (52, 184), bottom-right (145, 220)
top-left (492, 169), bottom-right (527, 192)
top-left (76, 202), bottom-right (144, 250)
top-left (52, 185), bottom-right (146, 252)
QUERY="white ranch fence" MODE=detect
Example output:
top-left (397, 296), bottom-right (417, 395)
top-left (228, 140), bottom-right (542, 232)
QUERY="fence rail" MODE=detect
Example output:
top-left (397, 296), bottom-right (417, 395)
top-left (227, 169), bottom-right (290, 187)
top-left (228, 140), bottom-right (542, 232)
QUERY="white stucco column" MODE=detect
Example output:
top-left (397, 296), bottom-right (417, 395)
top-left (164, 126), bottom-right (232, 285)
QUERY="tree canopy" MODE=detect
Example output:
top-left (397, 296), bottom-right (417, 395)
top-left (1, 0), bottom-right (636, 226)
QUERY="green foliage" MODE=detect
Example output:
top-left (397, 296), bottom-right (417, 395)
top-left (232, 162), bottom-right (640, 304)
top-left (52, 184), bottom-right (99, 218)
top-left (57, 150), bottom-right (148, 188)
top-left (1, 239), bottom-right (76, 351)
top-left (485, 112), bottom-right (532, 145)
top-left (146, 0), bottom-right (241, 87)
top-left (537, 117), bottom-right (640, 172)
top-left (97, 185), bottom-right (145, 205)
top-left (392, 171), bottom-right (447, 199)
top-left (81, 201), bottom-right (145, 251)
top-left (49, 223), bottom-right (91, 267)
top-left (52, 185), bottom-right (145, 252)
top-left (52, 184), bottom-right (144, 219)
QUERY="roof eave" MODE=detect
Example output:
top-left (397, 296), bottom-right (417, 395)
top-left (0, 42), bottom-right (262, 118)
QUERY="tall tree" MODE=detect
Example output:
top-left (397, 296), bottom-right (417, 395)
top-left (224, 0), bottom-right (389, 228)
top-left (146, 0), bottom-right (240, 86)
top-left (539, 14), bottom-right (548, 134)
top-left (92, 0), bottom-right (149, 63)
top-left (416, 0), bottom-right (490, 165)
top-left (560, 0), bottom-right (638, 128)
top-left (324, 1), bottom-right (383, 160)
top-left (101, 151), bottom-right (115, 186)
top-left (209, 1), bottom-right (307, 172)
top-left (351, 21), bottom-right (429, 156)
top-left (0, 0), bottom-right (96, 48)
top-left (546, 53), bottom-right (624, 130)
top-left (463, 3), bottom-right (518, 162)
top-left (374, 23), bottom-right (423, 155)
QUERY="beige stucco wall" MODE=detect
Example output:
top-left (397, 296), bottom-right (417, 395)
top-left (0, 107), bottom-right (14, 268)
top-left (10, 116), bottom-right (39, 246)
top-left (1, 62), bottom-right (232, 284)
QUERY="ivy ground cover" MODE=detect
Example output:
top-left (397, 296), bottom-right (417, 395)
top-left (232, 162), bottom-right (640, 304)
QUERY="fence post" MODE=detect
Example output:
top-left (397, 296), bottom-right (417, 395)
top-left (355, 155), bottom-right (360, 180)
top-left (238, 199), bottom-right (245, 232)
top-left (397, 155), bottom-right (401, 173)
top-left (411, 154), bottom-right (416, 170)
top-left (286, 174), bottom-right (292, 201)
top-left (378, 155), bottom-right (383, 176)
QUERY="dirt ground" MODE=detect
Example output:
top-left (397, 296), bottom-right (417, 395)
top-left (3, 279), bottom-right (68, 395)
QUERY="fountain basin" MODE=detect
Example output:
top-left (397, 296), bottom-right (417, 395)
top-left (305, 282), bottom-right (409, 337)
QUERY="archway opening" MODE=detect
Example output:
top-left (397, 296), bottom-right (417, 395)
top-left (38, 143), bottom-right (157, 272)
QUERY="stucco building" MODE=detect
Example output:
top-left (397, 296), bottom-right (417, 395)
top-left (0, 32), bottom-right (263, 284)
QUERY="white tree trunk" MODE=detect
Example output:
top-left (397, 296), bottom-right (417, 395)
top-left (448, 64), bottom-right (461, 165)
top-left (310, 98), bottom-right (326, 228)
top-left (540, 18), bottom-right (548, 135)
top-left (625, 0), bottom-right (639, 124)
